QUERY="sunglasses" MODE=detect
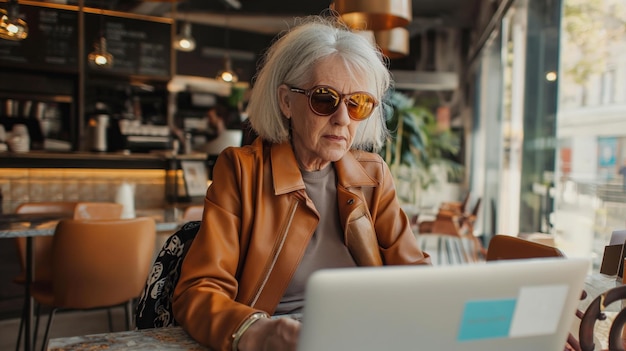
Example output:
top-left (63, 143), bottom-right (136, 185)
top-left (288, 85), bottom-right (378, 121)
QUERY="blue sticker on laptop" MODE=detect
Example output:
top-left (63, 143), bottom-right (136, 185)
top-left (457, 299), bottom-right (517, 341)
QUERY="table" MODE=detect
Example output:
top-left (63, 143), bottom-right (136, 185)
top-left (47, 327), bottom-right (208, 351)
top-left (0, 213), bottom-right (182, 351)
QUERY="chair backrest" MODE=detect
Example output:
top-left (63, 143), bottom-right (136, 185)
top-left (15, 201), bottom-right (78, 216)
top-left (430, 209), bottom-right (462, 236)
top-left (485, 234), bottom-right (581, 351)
top-left (578, 285), bottom-right (626, 351)
top-left (51, 217), bottom-right (156, 309)
top-left (74, 202), bottom-right (123, 219)
top-left (135, 221), bottom-right (201, 329)
top-left (486, 234), bottom-right (564, 261)
top-left (182, 205), bottom-right (204, 221)
top-left (14, 202), bottom-right (79, 282)
top-left (13, 201), bottom-right (123, 282)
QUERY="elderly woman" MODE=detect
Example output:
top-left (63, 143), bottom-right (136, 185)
top-left (172, 15), bottom-right (431, 351)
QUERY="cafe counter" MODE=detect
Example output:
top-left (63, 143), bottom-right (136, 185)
top-left (0, 151), bottom-right (211, 213)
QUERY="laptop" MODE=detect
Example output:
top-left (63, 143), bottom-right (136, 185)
top-left (297, 257), bottom-right (589, 351)
top-left (203, 130), bottom-right (243, 155)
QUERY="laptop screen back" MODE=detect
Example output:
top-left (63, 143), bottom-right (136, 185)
top-left (297, 258), bottom-right (588, 351)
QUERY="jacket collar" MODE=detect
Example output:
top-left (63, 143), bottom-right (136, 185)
top-left (270, 141), bottom-right (377, 195)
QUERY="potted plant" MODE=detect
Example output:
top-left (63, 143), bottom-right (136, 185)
top-left (380, 90), bottom-right (463, 204)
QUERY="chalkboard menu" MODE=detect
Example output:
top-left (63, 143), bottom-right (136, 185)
top-left (0, 4), bottom-right (79, 71)
top-left (84, 13), bottom-right (172, 78)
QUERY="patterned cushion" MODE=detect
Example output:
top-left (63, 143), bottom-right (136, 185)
top-left (135, 221), bottom-right (200, 329)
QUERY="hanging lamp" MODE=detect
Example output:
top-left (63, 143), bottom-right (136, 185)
top-left (88, 36), bottom-right (113, 68)
top-left (333, 0), bottom-right (412, 31)
top-left (0, 0), bottom-right (28, 41)
top-left (216, 10), bottom-right (238, 83)
top-left (173, 22), bottom-right (196, 52)
top-left (217, 55), bottom-right (238, 83)
top-left (374, 27), bottom-right (409, 59)
top-left (356, 27), bottom-right (409, 59)
top-left (87, 2), bottom-right (113, 68)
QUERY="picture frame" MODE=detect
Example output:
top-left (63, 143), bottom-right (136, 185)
top-left (180, 161), bottom-right (209, 197)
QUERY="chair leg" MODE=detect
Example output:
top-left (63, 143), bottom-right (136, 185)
top-left (15, 298), bottom-right (26, 351)
top-left (40, 308), bottom-right (57, 351)
top-left (33, 301), bottom-right (41, 351)
top-left (107, 308), bottom-right (114, 332)
top-left (125, 300), bottom-right (133, 330)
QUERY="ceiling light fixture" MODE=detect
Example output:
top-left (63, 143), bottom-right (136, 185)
top-left (0, 0), bottom-right (28, 41)
top-left (173, 22), bottom-right (196, 52)
top-left (87, 2), bottom-right (113, 68)
top-left (333, 0), bottom-right (412, 31)
top-left (217, 55), bottom-right (238, 83)
top-left (374, 27), bottom-right (409, 59)
top-left (356, 27), bottom-right (409, 59)
top-left (88, 36), bottom-right (113, 68)
top-left (216, 8), bottom-right (238, 83)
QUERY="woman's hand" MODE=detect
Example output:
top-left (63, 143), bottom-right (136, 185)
top-left (237, 317), bottom-right (301, 351)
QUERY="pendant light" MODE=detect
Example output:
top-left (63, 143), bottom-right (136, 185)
top-left (333, 0), bottom-right (412, 31)
top-left (173, 22), bottom-right (196, 52)
top-left (217, 55), bottom-right (238, 83)
top-left (88, 36), bottom-right (113, 68)
top-left (87, 3), bottom-right (113, 68)
top-left (374, 27), bottom-right (409, 59)
top-left (356, 27), bottom-right (408, 59)
top-left (0, 0), bottom-right (28, 41)
top-left (216, 9), bottom-right (238, 83)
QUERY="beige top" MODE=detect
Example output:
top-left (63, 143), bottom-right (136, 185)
top-left (274, 163), bottom-right (357, 315)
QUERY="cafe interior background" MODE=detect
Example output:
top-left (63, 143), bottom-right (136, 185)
top-left (0, 0), bottom-right (626, 335)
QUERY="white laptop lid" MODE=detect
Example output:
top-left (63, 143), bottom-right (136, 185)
top-left (609, 229), bottom-right (626, 245)
top-left (297, 258), bottom-right (589, 351)
top-left (203, 130), bottom-right (243, 155)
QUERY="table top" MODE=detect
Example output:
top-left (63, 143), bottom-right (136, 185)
top-left (0, 216), bottom-right (181, 238)
top-left (580, 272), bottom-right (622, 311)
top-left (47, 327), bottom-right (208, 351)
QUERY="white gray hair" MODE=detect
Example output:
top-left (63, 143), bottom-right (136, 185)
top-left (246, 15), bottom-right (392, 151)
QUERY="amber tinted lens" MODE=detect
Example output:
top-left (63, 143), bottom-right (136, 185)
top-left (346, 93), bottom-right (376, 120)
top-left (309, 87), bottom-right (341, 115)
top-left (308, 86), bottom-right (377, 120)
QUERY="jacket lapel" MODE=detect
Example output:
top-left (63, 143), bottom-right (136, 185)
top-left (270, 142), bottom-right (306, 195)
top-left (335, 153), bottom-right (383, 266)
top-left (268, 144), bottom-right (383, 267)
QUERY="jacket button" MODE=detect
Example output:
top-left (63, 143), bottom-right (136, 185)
top-left (347, 199), bottom-right (354, 205)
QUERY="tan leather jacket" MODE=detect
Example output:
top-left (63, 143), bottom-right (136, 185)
top-left (173, 138), bottom-right (431, 351)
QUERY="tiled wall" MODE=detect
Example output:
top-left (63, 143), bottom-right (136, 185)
top-left (0, 168), bottom-right (171, 213)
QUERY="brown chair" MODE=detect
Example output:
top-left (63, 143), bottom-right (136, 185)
top-left (34, 217), bottom-right (156, 351)
top-left (416, 205), bottom-right (487, 264)
top-left (486, 234), bottom-right (582, 351)
top-left (14, 202), bottom-right (78, 285)
top-left (439, 191), bottom-right (471, 214)
top-left (13, 202), bottom-right (123, 351)
top-left (486, 234), bottom-right (564, 261)
top-left (578, 285), bottom-right (626, 351)
top-left (182, 205), bottom-right (204, 222)
top-left (14, 202), bottom-right (124, 283)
